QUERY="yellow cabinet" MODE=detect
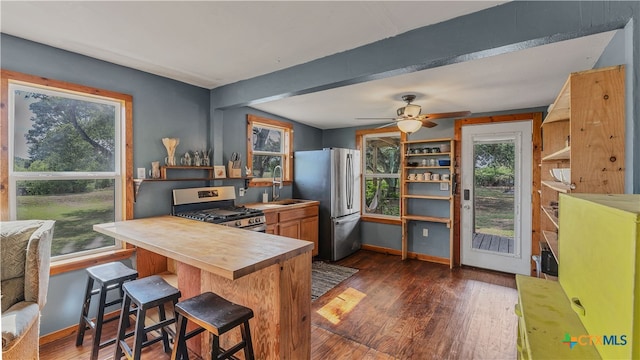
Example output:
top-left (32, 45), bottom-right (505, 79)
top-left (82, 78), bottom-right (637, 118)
top-left (516, 194), bottom-right (640, 359)
top-left (559, 194), bottom-right (640, 359)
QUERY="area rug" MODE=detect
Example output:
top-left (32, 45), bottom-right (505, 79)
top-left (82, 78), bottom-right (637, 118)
top-left (311, 261), bottom-right (358, 301)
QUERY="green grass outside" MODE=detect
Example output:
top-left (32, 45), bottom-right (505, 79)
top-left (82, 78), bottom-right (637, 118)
top-left (474, 186), bottom-right (515, 238)
top-left (17, 188), bottom-right (115, 256)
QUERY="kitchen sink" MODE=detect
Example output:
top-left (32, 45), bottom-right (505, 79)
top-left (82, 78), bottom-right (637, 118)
top-left (273, 199), bottom-right (308, 205)
top-left (257, 199), bottom-right (310, 208)
top-left (260, 203), bottom-right (286, 208)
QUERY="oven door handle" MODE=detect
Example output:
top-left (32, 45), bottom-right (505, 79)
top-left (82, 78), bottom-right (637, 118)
top-left (242, 223), bottom-right (267, 232)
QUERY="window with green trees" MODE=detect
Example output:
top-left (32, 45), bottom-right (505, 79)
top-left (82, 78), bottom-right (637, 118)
top-left (3, 72), bottom-right (131, 260)
top-left (362, 132), bottom-right (401, 218)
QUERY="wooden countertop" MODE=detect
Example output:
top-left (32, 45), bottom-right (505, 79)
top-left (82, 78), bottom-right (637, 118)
top-left (93, 215), bottom-right (313, 280)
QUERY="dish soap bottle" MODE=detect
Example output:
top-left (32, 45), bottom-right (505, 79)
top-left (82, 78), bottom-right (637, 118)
top-left (262, 189), bottom-right (269, 203)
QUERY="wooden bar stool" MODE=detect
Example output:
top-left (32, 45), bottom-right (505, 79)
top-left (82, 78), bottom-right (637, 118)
top-left (114, 275), bottom-right (181, 360)
top-left (76, 261), bottom-right (138, 360)
top-left (170, 292), bottom-right (255, 360)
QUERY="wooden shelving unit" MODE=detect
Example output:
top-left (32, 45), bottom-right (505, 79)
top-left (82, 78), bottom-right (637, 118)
top-left (541, 180), bottom-right (572, 193)
top-left (541, 146), bottom-right (570, 161)
top-left (400, 138), bottom-right (455, 268)
top-left (539, 65), bottom-right (625, 277)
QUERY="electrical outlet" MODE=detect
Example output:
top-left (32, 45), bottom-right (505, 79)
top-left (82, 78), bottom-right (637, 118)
top-left (239, 188), bottom-right (245, 196)
top-left (423, 228), bottom-right (429, 237)
top-left (440, 182), bottom-right (449, 191)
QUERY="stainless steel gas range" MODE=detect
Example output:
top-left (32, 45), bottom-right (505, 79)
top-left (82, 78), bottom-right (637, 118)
top-left (171, 186), bottom-right (266, 232)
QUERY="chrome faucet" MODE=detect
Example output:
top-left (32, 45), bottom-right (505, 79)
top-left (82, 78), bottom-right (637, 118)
top-left (272, 165), bottom-right (283, 201)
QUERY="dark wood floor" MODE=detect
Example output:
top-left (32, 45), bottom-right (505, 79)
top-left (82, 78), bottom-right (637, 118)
top-left (472, 232), bottom-right (514, 254)
top-left (40, 250), bottom-right (517, 359)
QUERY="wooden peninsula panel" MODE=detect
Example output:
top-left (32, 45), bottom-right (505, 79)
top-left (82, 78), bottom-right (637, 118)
top-left (94, 216), bottom-right (313, 359)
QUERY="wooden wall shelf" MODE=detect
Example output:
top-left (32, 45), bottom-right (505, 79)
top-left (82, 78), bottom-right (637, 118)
top-left (401, 138), bottom-right (455, 267)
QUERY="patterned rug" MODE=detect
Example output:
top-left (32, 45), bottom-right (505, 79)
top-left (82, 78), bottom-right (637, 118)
top-left (311, 261), bottom-right (358, 301)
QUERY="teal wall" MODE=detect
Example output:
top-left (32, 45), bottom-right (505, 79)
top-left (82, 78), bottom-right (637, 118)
top-left (1, 0), bottom-right (638, 337)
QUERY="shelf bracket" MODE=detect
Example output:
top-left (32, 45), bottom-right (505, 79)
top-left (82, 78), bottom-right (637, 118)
top-left (133, 179), bottom-right (143, 202)
top-left (244, 177), bottom-right (253, 190)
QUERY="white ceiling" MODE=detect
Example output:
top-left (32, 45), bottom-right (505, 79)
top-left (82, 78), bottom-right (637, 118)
top-left (1, 1), bottom-right (617, 130)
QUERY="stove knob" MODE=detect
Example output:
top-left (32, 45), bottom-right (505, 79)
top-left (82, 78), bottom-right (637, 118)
top-left (235, 221), bottom-right (242, 227)
top-left (248, 218), bottom-right (254, 224)
top-left (254, 218), bottom-right (261, 223)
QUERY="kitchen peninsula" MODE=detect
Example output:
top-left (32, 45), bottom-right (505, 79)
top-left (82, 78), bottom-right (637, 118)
top-left (93, 215), bottom-right (313, 359)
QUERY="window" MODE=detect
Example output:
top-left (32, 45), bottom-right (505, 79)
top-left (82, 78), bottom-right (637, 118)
top-left (1, 70), bottom-right (133, 261)
top-left (356, 129), bottom-right (404, 223)
top-left (246, 114), bottom-right (293, 186)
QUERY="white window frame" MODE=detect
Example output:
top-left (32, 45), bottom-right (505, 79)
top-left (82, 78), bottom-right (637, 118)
top-left (7, 82), bottom-right (125, 261)
top-left (361, 131), bottom-right (401, 219)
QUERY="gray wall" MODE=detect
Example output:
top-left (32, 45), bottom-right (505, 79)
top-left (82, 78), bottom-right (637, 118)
top-left (217, 106), bottom-right (323, 204)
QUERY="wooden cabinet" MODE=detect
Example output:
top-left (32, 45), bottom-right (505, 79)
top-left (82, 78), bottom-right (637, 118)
top-left (262, 203), bottom-right (319, 257)
top-left (400, 138), bottom-right (455, 267)
top-left (539, 65), bottom-right (625, 275)
top-left (279, 220), bottom-right (300, 239)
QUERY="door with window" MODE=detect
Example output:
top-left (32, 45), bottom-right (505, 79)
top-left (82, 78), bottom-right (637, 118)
top-left (460, 121), bottom-right (532, 275)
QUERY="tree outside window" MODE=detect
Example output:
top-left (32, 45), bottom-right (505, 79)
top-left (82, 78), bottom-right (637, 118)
top-left (361, 132), bottom-right (401, 218)
top-left (246, 115), bottom-right (292, 186)
top-left (2, 71), bottom-right (132, 260)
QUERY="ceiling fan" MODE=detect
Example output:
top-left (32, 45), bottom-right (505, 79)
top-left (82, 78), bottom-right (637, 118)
top-left (357, 94), bottom-right (471, 133)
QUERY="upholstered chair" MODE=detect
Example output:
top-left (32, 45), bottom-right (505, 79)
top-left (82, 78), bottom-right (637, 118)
top-left (1, 220), bottom-right (55, 360)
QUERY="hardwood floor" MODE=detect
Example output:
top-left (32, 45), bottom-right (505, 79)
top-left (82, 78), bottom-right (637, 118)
top-left (312, 250), bottom-right (517, 359)
top-left (40, 250), bottom-right (517, 359)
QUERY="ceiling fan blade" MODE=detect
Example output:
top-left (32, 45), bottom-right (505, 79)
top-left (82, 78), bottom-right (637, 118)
top-left (421, 119), bottom-right (438, 128)
top-left (375, 122), bottom-right (399, 129)
top-left (422, 111), bottom-right (471, 120)
top-left (355, 117), bottom-right (395, 121)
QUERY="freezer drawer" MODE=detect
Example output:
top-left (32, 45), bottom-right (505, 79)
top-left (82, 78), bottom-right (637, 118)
top-left (330, 213), bottom-right (361, 261)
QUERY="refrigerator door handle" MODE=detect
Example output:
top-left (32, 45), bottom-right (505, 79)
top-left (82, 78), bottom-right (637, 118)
top-left (346, 153), bottom-right (353, 209)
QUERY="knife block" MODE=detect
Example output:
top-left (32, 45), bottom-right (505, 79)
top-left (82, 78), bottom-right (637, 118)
top-left (228, 161), bottom-right (242, 178)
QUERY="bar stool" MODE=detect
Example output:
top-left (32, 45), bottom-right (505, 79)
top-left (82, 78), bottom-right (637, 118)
top-left (76, 261), bottom-right (138, 360)
top-left (114, 275), bottom-right (181, 360)
top-left (170, 292), bottom-right (255, 360)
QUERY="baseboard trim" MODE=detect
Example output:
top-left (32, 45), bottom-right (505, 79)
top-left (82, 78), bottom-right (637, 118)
top-left (360, 244), bottom-right (450, 265)
top-left (39, 309), bottom-right (119, 346)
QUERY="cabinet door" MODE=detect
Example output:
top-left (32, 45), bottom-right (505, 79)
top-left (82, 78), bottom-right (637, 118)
top-left (300, 216), bottom-right (319, 256)
top-left (279, 220), bottom-right (300, 239)
top-left (266, 224), bottom-right (277, 235)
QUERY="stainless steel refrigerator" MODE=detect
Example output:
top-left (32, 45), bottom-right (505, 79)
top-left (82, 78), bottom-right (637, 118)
top-left (294, 148), bottom-right (361, 261)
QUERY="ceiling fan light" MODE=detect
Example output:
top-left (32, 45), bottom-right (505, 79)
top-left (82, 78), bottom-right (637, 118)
top-left (397, 119), bottom-right (422, 134)
top-left (403, 104), bottom-right (421, 118)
